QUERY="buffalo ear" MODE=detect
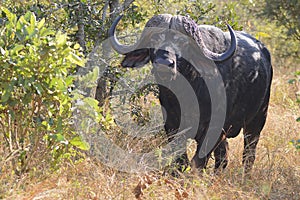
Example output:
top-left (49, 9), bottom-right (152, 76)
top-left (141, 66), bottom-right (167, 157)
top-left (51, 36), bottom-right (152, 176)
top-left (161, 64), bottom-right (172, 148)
top-left (121, 49), bottom-right (150, 68)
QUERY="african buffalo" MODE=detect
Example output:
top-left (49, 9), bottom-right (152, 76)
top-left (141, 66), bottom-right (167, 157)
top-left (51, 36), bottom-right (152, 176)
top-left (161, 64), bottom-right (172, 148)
top-left (108, 14), bottom-right (273, 174)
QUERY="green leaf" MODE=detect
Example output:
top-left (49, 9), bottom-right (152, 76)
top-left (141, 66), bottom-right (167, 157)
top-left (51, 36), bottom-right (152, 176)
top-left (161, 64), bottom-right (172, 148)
top-left (68, 53), bottom-right (85, 67)
top-left (1, 84), bottom-right (12, 103)
top-left (30, 12), bottom-right (36, 28)
top-left (50, 77), bottom-right (64, 91)
top-left (40, 28), bottom-right (55, 37)
top-left (296, 117), bottom-right (300, 122)
top-left (11, 44), bottom-right (24, 55)
top-left (57, 117), bottom-right (62, 133)
top-left (55, 31), bottom-right (67, 47)
top-left (22, 92), bottom-right (32, 105)
top-left (78, 67), bottom-right (99, 86)
top-left (37, 18), bottom-right (45, 29)
top-left (73, 43), bottom-right (81, 50)
top-left (23, 12), bottom-right (37, 38)
top-left (1, 7), bottom-right (17, 24)
top-left (83, 97), bottom-right (99, 109)
top-left (16, 16), bottom-right (25, 28)
top-left (51, 133), bottom-right (65, 142)
top-left (70, 136), bottom-right (90, 150)
top-left (23, 11), bottom-right (32, 22)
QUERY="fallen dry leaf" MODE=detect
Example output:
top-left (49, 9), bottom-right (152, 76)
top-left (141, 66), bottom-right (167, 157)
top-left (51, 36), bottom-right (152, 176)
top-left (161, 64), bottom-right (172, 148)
top-left (175, 188), bottom-right (189, 200)
top-left (133, 174), bottom-right (156, 199)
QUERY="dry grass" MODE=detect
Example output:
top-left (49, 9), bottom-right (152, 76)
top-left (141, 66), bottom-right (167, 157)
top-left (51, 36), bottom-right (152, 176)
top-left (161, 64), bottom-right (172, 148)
top-left (1, 70), bottom-right (300, 200)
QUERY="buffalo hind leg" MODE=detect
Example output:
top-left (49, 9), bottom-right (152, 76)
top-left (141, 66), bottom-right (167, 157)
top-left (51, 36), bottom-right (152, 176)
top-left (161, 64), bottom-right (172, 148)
top-left (214, 139), bottom-right (229, 171)
top-left (243, 110), bottom-right (267, 175)
top-left (243, 131), bottom-right (259, 175)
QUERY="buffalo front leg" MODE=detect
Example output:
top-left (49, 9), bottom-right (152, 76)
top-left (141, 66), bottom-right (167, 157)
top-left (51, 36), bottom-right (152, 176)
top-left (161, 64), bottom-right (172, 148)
top-left (164, 127), bottom-right (190, 174)
top-left (164, 134), bottom-right (189, 175)
top-left (166, 130), bottom-right (190, 173)
top-left (173, 152), bottom-right (189, 173)
top-left (162, 106), bottom-right (189, 173)
top-left (191, 144), bottom-right (210, 172)
top-left (191, 138), bottom-right (229, 173)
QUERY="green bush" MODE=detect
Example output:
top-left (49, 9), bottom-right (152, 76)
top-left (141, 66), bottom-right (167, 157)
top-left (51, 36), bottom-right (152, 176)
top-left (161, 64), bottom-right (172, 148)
top-left (0, 7), bottom-right (87, 175)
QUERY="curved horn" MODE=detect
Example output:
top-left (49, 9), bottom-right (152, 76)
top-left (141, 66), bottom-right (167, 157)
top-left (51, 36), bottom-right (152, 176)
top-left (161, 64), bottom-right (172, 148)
top-left (201, 24), bottom-right (237, 62)
top-left (108, 15), bottom-right (139, 54)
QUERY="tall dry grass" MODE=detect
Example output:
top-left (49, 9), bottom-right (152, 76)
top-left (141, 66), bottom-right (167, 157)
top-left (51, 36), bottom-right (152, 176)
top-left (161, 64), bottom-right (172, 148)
top-left (2, 70), bottom-right (299, 200)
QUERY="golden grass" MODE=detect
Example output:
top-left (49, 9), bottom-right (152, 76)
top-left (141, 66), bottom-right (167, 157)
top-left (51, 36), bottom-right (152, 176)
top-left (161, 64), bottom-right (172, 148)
top-left (2, 70), bottom-right (300, 200)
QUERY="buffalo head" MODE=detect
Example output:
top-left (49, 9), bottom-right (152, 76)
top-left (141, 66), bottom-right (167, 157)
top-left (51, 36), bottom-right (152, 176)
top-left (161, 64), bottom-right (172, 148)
top-left (109, 14), bottom-right (236, 81)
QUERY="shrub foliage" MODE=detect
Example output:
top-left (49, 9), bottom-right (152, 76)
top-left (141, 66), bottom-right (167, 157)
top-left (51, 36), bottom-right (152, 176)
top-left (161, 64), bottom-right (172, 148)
top-left (0, 7), bottom-right (86, 175)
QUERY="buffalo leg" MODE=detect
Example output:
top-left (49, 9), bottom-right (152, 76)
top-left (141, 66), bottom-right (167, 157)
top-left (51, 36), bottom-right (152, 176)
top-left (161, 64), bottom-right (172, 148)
top-left (164, 127), bottom-right (190, 173)
top-left (191, 145), bottom-right (210, 171)
top-left (243, 130), bottom-right (260, 174)
top-left (214, 139), bottom-right (229, 170)
top-left (243, 110), bottom-right (267, 174)
top-left (162, 110), bottom-right (189, 172)
top-left (165, 134), bottom-right (189, 175)
top-left (243, 82), bottom-right (270, 174)
top-left (173, 152), bottom-right (189, 172)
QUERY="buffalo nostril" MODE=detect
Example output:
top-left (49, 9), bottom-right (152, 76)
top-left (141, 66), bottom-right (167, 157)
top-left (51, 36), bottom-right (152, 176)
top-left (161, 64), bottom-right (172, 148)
top-left (154, 58), bottom-right (174, 67)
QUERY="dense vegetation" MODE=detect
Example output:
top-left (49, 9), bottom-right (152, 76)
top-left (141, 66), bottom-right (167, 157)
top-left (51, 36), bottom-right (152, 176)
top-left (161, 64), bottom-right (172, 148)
top-left (0, 0), bottom-right (299, 199)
